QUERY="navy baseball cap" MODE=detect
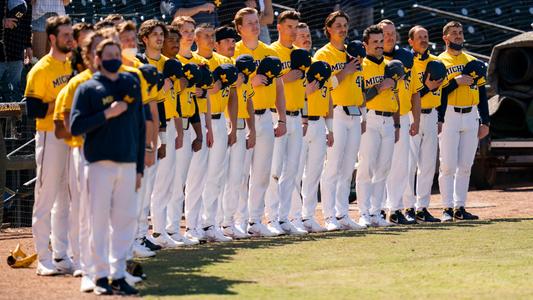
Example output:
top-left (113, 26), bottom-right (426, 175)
top-left (462, 59), bottom-right (487, 84)
top-left (424, 60), bottom-right (447, 82)
top-left (384, 59), bottom-right (405, 81)
top-left (290, 48), bottom-right (312, 73)
top-left (163, 58), bottom-right (183, 80)
top-left (257, 56), bottom-right (282, 86)
top-left (235, 54), bottom-right (256, 83)
top-left (197, 64), bottom-right (213, 90)
top-left (156, 72), bottom-right (165, 91)
top-left (215, 26), bottom-right (239, 42)
top-left (306, 61), bottom-right (332, 89)
top-left (7, 0), bottom-right (26, 19)
top-left (346, 40), bottom-right (366, 60)
top-left (183, 63), bottom-right (201, 88)
top-left (213, 64), bottom-right (239, 89)
top-left (393, 47), bottom-right (414, 70)
top-left (138, 64), bottom-right (159, 90)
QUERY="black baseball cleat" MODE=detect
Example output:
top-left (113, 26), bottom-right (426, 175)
top-left (142, 236), bottom-right (162, 251)
top-left (388, 210), bottom-right (416, 225)
top-left (380, 210), bottom-right (387, 220)
top-left (416, 208), bottom-right (441, 222)
top-left (404, 208), bottom-right (418, 224)
top-left (442, 207), bottom-right (454, 222)
top-left (453, 207), bottom-right (479, 220)
top-left (94, 277), bottom-right (113, 295)
top-left (111, 278), bottom-right (139, 295)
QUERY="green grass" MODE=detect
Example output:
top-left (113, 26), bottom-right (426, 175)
top-left (138, 218), bottom-right (533, 299)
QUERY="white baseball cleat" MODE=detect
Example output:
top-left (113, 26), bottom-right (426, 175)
top-left (204, 226), bottom-right (233, 242)
top-left (73, 261), bottom-right (83, 277)
top-left (371, 215), bottom-right (394, 227)
top-left (125, 272), bottom-right (142, 286)
top-left (54, 256), bottom-right (74, 275)
top-left (280, 220), bottom-right (307, 235)
top-left (133, 242), bottom-right (156, 258)
top-left (148, 233), bottom-right (185, 248)
top-left (80, 275), bottom-right (95, 293)
top-left (248, 222), bottom-right (277, 237)
top-left (267, 220), bottom-right (285, 236)
top-left (303, 218), bottom-right (326, 233)
top-left (36, 260), bottom-right (59, 276)
top-left (222, 224), bottom-right (249, 239)
top-left (324, 217), bottom-right (342, 231)
top-left (358, 214), bottom-right (373, 227)
top-left (170, 232), bottom-right (200, 245)
top-left (337, 215), bottom-right (366, 230)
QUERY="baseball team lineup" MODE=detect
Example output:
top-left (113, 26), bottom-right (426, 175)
top-left (24, 6), bottom-right (490, 296)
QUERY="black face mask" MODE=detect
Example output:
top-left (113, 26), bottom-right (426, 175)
top-left (449, 42), bottom-right (464, 51)
top-left (101, 59), bottom-right (122, 73)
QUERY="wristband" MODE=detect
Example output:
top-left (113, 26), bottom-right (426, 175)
top-left (278, 120), bottom-right (286, 124)
top-left (331, 75), bottom-right (339, 89)
top-left (158, 131), bottom-right (167, 144)
top-left (325, 118), bottom-right (333, 132)
top-left (145, 147), bottom-right (154, 153)
top-left (394, 123), bottom-right (401, 129)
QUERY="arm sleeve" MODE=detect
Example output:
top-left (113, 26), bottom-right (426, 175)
top-left (157, 102), bottom-right (167, 129)
top-left (143, 103), bottom-right (153, 121)
top-left (137, 101), bottom-right (146, 175)
top-left (442, 78), bottom-right (458, 95)
top-left (419, 85), bottom-right (430, 98)
top-left (364, 86), bottom-right (379, 102)
top-left (70, 87), bottom-right (107, 136)
top-left (25, 97), bottom-right (49, 118)
top-left (477, 85), bottom-right (489, 125)
top-left (176, 93), bottom-right (183, 117)
top-left (188, 95), bottom-right (201, 124)
top-left (437, 85), bottom-right (449, 123)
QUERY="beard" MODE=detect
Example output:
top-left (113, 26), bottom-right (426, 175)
top-left (56, 41), bottom-right (72, 54)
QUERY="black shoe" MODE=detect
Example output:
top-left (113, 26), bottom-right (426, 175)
top-left (388, 210), bottom-right (416, 225)
top-left (380, 210), bottom-right (387, 220)
top-left (111, 278), bottom-right (139, 295)
top-left (127, 260), bottom-right (145, 279)
top-left (141, 237), bottom-right (162, 251)
top-left (404, 208), bottom-right (418, 224)
top-left (416, 208), bottom-right (441, 222)
top-left (94, 277), bottom-right (113, 295)
top-left (454, 207), bottom-right (479, 220)
top-left (442, 207), bottom-right (454, 222)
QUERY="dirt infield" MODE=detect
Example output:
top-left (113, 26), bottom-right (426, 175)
top-left (1, 182), bottom-right (532, 300)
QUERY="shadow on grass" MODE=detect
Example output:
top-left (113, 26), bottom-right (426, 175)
top-left (138, 217), bottom-right (533, 297)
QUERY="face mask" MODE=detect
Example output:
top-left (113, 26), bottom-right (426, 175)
top-left (449, 41), bottom-right (464, 51)
top-left (101, 59), bottom-right (122, 73)
top-left (122, 47), bottom-right (138, 58)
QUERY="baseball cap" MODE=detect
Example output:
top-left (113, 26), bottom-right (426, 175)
top-left (257, 56), bottom-right (282, 86)
top-left (462, 59), bottom-right (487, 84)
top-left (306, 61), bottom-right (332, 89)
top-left (346, 40), bottom-right (366, 60)
top-left (384, 59), bottom-right (405, 81)
top-left (182, 63), bottom-right (201, 88)
top-left (163, 59), bottom-right (183, 80)
top-left (290, 48), bottom-right (312, 73)
top-left (424, 60), bottom-right (447, 82)
top-left (235, 54), bottom-right (256, 83)
top-left (213, 64), bottom-right (239, 89)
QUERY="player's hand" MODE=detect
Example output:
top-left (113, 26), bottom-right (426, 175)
top-left (157, 144), bottom-right (166, 159)
top-left (209, 80), bottom-right (222, 94)
top-left (478, 124), bottom-right (489, 139)
top-left (24, 48), bottom-right (33, 65)
top-left (326, 131), bottom-right (334, 147)
top-left (274, 121), bottom-right (287, 137)
top-left (409, 122), bottom-right (419, 136)
top-left (283, 69), bottom-right (303, 82)
top-left (455, 75), bottom-right (474, 86)
top-left (343, 58), bottom-right (360, 73)
top-left (195, 88), bottom-right (204, 97)
top-left (179, 78), bottom-right (188, 91)
top-left (251, 74), bottom-right (268, 87)
top-left (425, 74), bottom-right (443, 91)
top-left (394, 127), bottom-right (400, 143)
top-left (175, 134), bottom-right (183, 150)
top-left (3, 18), bottom-right (17, 29)
top-left (163, 78), bottom-right (172, 93)
top-left (438, 121), bottom-right (443, 134)
top-left (105, 101), bottom-right (128, 119)
top-left (305, 80), bottom-right (319, 96)
top-left (302, 123), bottom-right (308, 136)
top-left (246, 129), bottom-right (256, 149)
top-left (361, 120), bottom-right (366, 134)
top-left (206, 128), bottom-right (214, 148)
top-left (228, 128), bottom-right (237, 146)
top-left (135, 173), bottom-right (142, 192)
top-left (379, 78), bottom-right (395, 91)
top-left (145, 151), bottom-right (155, 167)
top-left (201, 2), bottom-right (215, 13)
top-left (192, 137), bottom-right (203, 152)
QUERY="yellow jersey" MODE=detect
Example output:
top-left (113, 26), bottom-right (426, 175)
top-left (413, 52), bottom-right (446, 109)
top-left (122, 55), bottom-right (158, 104)
top-left (438, 51), bottom-right (486, 106)
top-left (362, 56), bottom-right (398, 113)
top-left (384, 53), bottom-right (423, 115)
top-left (235, 80), bottom-right (254, 119)
top-left (202, 52), bottom-right (233, 114)
top-left (307, 79), bottom-right (331, 117)
top-left (178, 52), bottom-right (209, 113)
top-left (314, 43), bottom-right (364, 107)
top-left (270, 41), bottom-right (305, 111)
top-left (146, 54), bottom-right (179, 119)
top-left (233, 40), bottom-right (278, 110)
top-left (24, 54), bottom-right (72, 131)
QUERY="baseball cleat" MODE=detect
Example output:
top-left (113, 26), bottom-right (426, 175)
top-left (358, 214), bottom-right (373, 227)
top-left (302, 218), bottom-right (326, 233)
top-left (248, 222), bottom-right (277, 237)
top-left (169, 231), bottom-right (200, 245)
top-left (72, 261), bottom-right (83, 277)
top-left (337, 215), bottom-right (366, 230)
top-left (441, 208), bottom-right (454, 222)
top-left (388, 210), bottom-right (416, 225)
top-left (291, 219), bottom-right (310, 234)
top-left (54, 256), bottom-right (74, 275)
top-left (148, 233), bottom-right (185, 248)
top-left (416, 208), bottom-right (441, 222)
top-left (453, 207), bottom-right (479, 220)
top-left (93, 277), bottom-right (113, 295)
top-left (125, 272), bottom-right (142, 286)
top-left (204, 226), bottom-right (233, 242)
top-left (280, 220), bottom-right (307, 235)
top-left (140, 237), bottom-right (162, 251)
top-left (36, 260), bottom-right (59, 276)
top-left (133, 243), bottom-right (156, 258)
top-left (324, 217), bottom-right (342, 231)
top-left (267, 220), bottom-right (285, 236)
top-left (80, 275), bottom-right (95, 293)
top-left (222, 225), bottom-right (249, 239)
top-left (404, 208), bottom-right (418, 224)
top-left (111, 277), bottom-right (139, 295)
top-left (370, 214), bottom-right (394, 227)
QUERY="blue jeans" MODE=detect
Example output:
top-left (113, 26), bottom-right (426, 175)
top-left (0, 61), bottom-right (23, 102)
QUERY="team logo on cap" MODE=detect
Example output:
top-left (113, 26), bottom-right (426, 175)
top-left (314, 73), bottom-right (324, 82)
top-left (220, 74), bottom-right (228, 83)
top-left (469, 71), bottom-right (478, 79)
top-left (214, 0), bottom-right (222, 7)
top-left (265, 71), bottom-right (274, 78)
top-left (185, 70), bottom-right (193, 80)
top-left (242, 68), bottom-right (251, 75)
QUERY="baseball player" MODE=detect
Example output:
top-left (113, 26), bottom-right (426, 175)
top-left (196, 23), bottom-right (237, 242)
top-left (379, 20), bottom-right (423, 225)
top-left (25, 15), bottom-right (73, 276)
top-left (438, 21), bottom-right (488, 221)
top-left (267, 10), bottom-right (307, 235)
top-left (315, 11), bottom-right (365, 231)
top-left (214, 26), bottom-right (256, 239)
top-left (233, 7), bottom-right (288, 237)
top-left (356, 24), bottom-right (399, 227)
top-left (405, 25), bottom-right (446, 223)
top-left (70, 38), bottom-right (144, 296)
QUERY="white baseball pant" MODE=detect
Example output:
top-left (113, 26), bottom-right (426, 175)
top-left (87, 161), bottom-right (137, 280)
top-left (289, 134), bottom-right (307, 221)
top-left (385, 114), bottom-right (411, 211)
top-left (236, 149), bottom-right (252, 227)
top-left (248, 110), bottom-right (274, 223)
top-left (356, 111), bottom-right (395, 216)
top-left (201, 115), bottom-right (228, 228)
top-left (32, 131), bottom-right (69, 263)
top-left (265, 114), bottom-right (303, 223)
top-left (405, 109), bottom-right (438, 210)
top-left (438, 106), bottom-right (479, 208)
top-left (166, 124), bottom-right (194, 234)
top-left (66, 146), bottom-right (84, 269)
top-left (320, 106), bottom-right (361, 219)
top-left (135, 158), bottom-right (158, 240)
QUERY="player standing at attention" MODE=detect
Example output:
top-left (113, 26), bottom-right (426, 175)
top-left (438, 21), bottom-right (488, 221)
top-left (25, 15), bottom-right (74, 276)
top-left (315, 11), bottom-right (365, 231)
top-left (233, 7), bottom-right (287, 237)
top-left (267, 10), bottom-right (307, 235)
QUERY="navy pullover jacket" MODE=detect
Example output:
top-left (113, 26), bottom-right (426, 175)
top-left (70, 71), bottom-right (146, 175)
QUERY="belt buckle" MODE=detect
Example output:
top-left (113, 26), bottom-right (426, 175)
top-left (346, 106), bottom-right (361, 116)
top-left (237, 118), bottom-right (246, 130)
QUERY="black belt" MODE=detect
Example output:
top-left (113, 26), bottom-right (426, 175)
top-left (453, 106), bottom-right (473, 113)
top-left (421, 108), bottom-right (433, 114)
top-left (308, 116), bottom-right (320, 121)
top-left (270, 108), bottom-right (300, 116)
top-left (372, 110), bottom-right (394, 117)
top-left (212, 113), bottom-right (222, 119)
top-left (255, 109), bottom-right (267, 115)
